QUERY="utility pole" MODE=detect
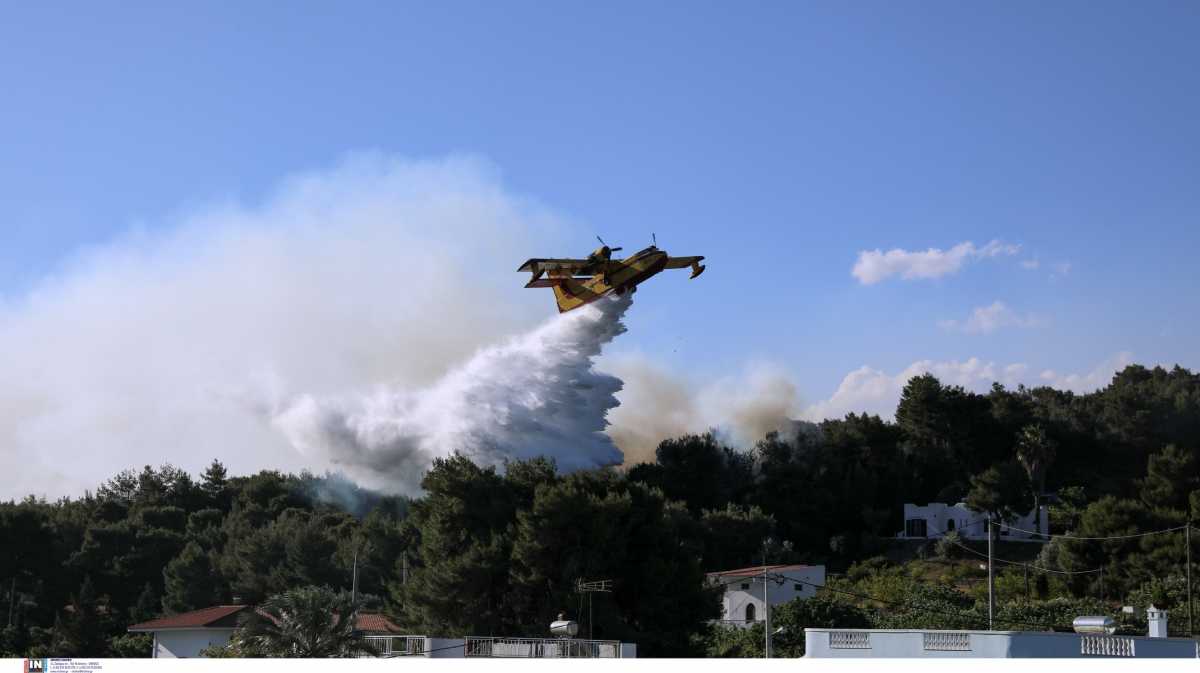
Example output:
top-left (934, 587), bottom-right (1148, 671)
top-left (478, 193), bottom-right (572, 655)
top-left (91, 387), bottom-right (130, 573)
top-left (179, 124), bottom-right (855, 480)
top-left (762, 563), bottom-right (771, 658)
top-left (1187, 522), bottom-right (1193, 636)
top-left (987, 518), bottom-right (995, 631)
top-left (7, 575), bottom-right (14, 628)
top-left (351, 551), bottom-right (359, 604)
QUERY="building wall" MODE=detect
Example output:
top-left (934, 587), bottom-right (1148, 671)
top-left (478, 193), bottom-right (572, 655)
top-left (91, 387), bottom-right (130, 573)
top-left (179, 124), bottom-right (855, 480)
top-left (805, 629), bottom-right (1199, 658)
top-left (152, 629), bottom-right (235, 658)
top-left (718, 567), bottom-right (826, 627)
top-left (423, 637), bottom-right (636, 658)
top-left (899, 503), bottom-right (1048, 541)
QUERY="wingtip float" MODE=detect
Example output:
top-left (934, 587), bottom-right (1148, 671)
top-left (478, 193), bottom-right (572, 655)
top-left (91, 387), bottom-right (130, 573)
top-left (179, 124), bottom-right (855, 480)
top-left (518, 237), bottom-right (705, 313)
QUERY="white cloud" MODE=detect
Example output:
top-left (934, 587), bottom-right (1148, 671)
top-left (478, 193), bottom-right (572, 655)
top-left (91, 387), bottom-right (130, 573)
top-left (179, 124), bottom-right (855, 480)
top-left (1052, 261), bottom-right (1072, 278)
top-left (939, 301), bottom-right (1045, 334)
top-left (0, 153), bottom-right (575, 499)
top-left (1020, 258), bottom-right (1040, 270)
top-left (852, 239), bottom-right (1020, 285)
top-left (1039, 352), bottom-right (1133, 393)
top-left (804, 353), bottom-right (1131, 421)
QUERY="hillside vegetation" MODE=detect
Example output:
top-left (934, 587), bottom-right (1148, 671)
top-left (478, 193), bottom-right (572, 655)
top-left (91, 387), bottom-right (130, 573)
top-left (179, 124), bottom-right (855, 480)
top-left (2, 363), bottom-right (1198, 656)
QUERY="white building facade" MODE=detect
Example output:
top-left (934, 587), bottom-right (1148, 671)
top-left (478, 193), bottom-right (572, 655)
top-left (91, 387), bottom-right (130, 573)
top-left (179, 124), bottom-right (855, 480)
top-left (898, 502), bottom-right (1048, 541)
top-left (805, 628), bottom-right (1197, 658)
top-left (707, 564), bottom-right (826, 628)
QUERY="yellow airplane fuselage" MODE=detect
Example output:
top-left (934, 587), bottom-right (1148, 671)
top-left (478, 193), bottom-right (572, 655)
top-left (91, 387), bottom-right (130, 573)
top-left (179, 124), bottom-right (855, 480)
top-left (551, 249), bottom-right (670, 312)
top-left (519, 244), bottom-right (705, 312)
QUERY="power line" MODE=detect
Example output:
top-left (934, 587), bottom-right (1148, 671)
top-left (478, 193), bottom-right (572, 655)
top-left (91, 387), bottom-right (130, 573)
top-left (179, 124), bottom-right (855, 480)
top-left (942, 537), bottom-right (1103, 575)
top-left (926, 520), bottom-right (1103, 576)
top-left (996, 522), bottom-right (1189, 541)
top-left (789, 577), bottom-right (1064, 632)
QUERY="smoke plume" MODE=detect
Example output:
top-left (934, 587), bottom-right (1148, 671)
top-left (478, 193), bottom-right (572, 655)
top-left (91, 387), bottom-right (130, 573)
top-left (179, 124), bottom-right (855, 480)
top-left (0, 154), bottom-right (576, 499)
top-left (271, 295), bottom-right (630, 494)
top-left (604, 356), bottom-right (803, 465)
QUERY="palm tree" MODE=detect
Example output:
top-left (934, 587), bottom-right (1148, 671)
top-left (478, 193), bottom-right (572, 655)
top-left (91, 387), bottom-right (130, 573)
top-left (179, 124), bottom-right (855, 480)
top-left (235, 586), bottom-right (377, 658)
top-left (1015, 424), bottom-right (1057, 534)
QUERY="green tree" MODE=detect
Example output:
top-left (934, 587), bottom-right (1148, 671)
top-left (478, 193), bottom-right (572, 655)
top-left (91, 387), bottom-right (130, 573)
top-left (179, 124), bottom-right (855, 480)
top-left (965, 461), bottom-right (1034, 526)
top-left (129, 583), bottom-right (159, 624)
top-left (700, 622), bottom-right (764, 657)
top-left (699, 504), bottom-right (775, 571)
top-left (162, 541), bottom-right (223, 614)
top-left (390, 455), bottom-right (516, 636)
top-left (1139, 444), bottom-right (1198, 511)
top-left (108, 633), bottom-right (152, 658)
top-left (1016, 424), bottom-right (1058, 533)
top-left (201, 460), bottom-right (232, 511)
top-left (51, 577), bottom-right (108, 656)
top-left (507, 477), bottom-right (720, 655)
top-left (770, 594), bottom-right (873, 656)
top-left (235, 586), bottom-right (375, 657)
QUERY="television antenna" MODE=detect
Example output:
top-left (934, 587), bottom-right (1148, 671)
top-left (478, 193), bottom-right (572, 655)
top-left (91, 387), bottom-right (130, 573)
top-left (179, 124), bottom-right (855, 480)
top-left (576, 579), bottom-right (613, 639)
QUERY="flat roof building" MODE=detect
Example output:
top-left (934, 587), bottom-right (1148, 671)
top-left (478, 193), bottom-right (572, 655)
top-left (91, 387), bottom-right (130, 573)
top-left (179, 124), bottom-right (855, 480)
top-left (129, 604), bottom-right (636, 658)
top-left (805, 628), bottom-right (1198, 659)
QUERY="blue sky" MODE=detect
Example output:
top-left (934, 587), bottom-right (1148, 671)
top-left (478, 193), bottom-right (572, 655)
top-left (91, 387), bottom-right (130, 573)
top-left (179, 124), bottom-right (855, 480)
top-left (2, 1), bottom-right (1199, 458)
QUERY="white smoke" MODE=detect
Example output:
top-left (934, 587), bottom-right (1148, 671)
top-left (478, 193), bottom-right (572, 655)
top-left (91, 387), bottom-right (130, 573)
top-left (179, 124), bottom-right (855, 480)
top-left (0, 154), bottom-right (581, 500)
top-left (271, 295), bottom-right (630, 494)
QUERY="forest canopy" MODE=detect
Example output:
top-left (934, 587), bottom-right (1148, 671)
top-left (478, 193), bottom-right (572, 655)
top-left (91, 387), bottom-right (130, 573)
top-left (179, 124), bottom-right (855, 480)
top-left (3, 363), bottom-right (1199, 657)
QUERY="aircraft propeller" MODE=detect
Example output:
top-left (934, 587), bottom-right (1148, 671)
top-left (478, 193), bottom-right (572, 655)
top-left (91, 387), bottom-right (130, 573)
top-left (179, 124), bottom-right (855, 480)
top-left (596, 236), bottom-right (622, 252)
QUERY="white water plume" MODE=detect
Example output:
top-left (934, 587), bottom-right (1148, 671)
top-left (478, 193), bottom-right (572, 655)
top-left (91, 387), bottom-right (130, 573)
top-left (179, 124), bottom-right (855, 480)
top-left (271, 294), bottom-right (632, 494)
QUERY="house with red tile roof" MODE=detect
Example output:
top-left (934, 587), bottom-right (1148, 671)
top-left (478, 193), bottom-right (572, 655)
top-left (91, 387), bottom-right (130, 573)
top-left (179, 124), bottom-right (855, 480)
top-left (129, 604), bottom-right (638, 658)
top-left (706, 564), bottom-right (825, 628)
top-left (127, 605), bottom-right (403, 658)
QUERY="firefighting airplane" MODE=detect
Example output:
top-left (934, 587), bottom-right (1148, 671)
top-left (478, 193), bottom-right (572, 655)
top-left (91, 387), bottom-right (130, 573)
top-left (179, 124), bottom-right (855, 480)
top-left (518, 236), bottom-right (705, 313)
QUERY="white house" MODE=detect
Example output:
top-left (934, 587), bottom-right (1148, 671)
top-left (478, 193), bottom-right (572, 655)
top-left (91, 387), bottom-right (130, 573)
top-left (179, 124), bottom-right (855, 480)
top-left (128, 605), bottom-right (249, 658)
top-left (128, 606), bottom-right (408, 658)
top-left (805, 610), bottom-right (1195, 658)
top-left (707, 564), bottom-right (826, 627)
top-left (897, 502), bottom-right (1048, 541)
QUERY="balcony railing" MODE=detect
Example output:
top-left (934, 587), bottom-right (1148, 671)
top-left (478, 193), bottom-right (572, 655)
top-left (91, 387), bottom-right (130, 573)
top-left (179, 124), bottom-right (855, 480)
top-left (363, 635), bottom-right (427, 657)
top-left (464, 637), bottom-right (621, 658)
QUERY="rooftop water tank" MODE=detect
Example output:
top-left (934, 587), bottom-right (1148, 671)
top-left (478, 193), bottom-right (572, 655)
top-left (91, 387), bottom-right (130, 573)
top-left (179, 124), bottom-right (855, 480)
top-left (550, 620), bottom-right (580, 637)
top-left (1072, 616), bottom-right (1116, 635)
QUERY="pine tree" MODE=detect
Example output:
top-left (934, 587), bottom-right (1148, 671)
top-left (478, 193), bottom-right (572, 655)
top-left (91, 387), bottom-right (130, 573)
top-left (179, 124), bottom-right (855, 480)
top-left (52, 577), bottom-right (108, 656)
top-left (201, 460), bottom-right (231, 510)
top-left (130, 583), bottom-right (159, 624)
top-left (162, 542), bottom-right (222, 614)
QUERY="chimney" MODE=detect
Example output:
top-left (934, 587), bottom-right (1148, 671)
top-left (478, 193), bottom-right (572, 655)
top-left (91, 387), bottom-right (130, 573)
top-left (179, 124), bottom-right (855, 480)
top-left (1147, 605), bottom-right (1168, 638)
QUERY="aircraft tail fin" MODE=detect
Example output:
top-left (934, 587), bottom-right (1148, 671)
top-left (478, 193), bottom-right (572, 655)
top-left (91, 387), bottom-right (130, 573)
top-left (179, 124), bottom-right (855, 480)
top-left (551, 277), bottom-right (595, 313)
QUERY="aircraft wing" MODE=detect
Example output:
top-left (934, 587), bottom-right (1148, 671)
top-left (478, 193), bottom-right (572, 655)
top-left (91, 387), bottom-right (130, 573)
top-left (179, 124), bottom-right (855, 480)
top-left (517, 258), bottom-right (594, 273)
top-left (663, 255), bottom-right (705, 269)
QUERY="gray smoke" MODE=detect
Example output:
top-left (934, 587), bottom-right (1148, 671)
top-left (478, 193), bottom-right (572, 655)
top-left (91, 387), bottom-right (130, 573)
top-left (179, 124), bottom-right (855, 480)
top-left (272, 294), bottom-right (631, 493)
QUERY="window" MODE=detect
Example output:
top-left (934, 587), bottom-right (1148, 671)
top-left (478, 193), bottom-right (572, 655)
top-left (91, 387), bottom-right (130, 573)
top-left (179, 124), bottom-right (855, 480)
top-left (946, 519), bottom-right (955, 531)
top-left (745, 603), bottom-right (756, 623)
top-left (740, 583), bottom-right (750, 590)
top-left (905, 518), bottom-right (927, 538)
top-left (794, 584), bottom-right (803, 592)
